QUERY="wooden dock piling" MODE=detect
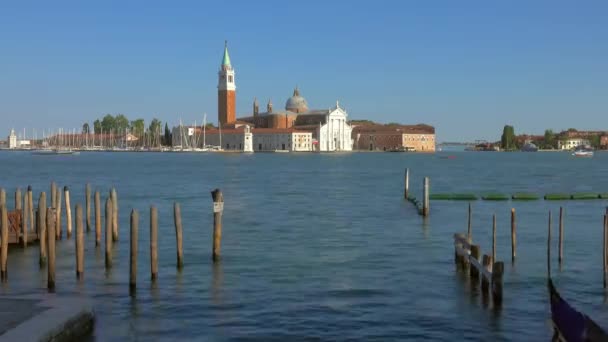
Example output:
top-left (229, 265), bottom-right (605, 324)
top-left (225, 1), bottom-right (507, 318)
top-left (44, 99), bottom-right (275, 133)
top-left (491, 261), bottom-right (504, 304)
top-left (22, 189), bottom-right (28, 248)
top-left (174, 202), bottom-right (184, 269)
top-left (548, 211), bottom-right (552, 278)
top-left (105, 197), bottom-right (113, 269)
top-left (15, 188), bottom-right (22, 242)
top-left (85, 184), bottom-right (91, 232)
top-left (95, 191), bottom-right (101, 246)
top-left (467, 203), bottom-right (472, 242)
top-left (50, 182), bottom-right (57, 209)
top-left (558, 207), bottom-right (564, 264)
top-left (481, 254), bottom-right (492, 292)
top-left (511, 208), bottom-right (516, 262)
top-left (604, 214), bottom-right (607, 289)
top-left (0, 188), bottom-right (5, 207)
top-left (130, 209), bottom-right (138, 294)
top-left (404, 168), bottom-right (410, 199)
top-left (422, 177), bottom-right (430, 217)
top-left (492, 214), bottom-right (497, 263)
top-left (27, 186), bottom-right (33, 237)
top-left (75, 204), bottom-right (84, 280)
top-left (47, 208), bottom-right (56, 290)
top-left (1, 205), bottom-right (8, 282)
top-left (111, 188), bottom-right (118, 242)
top-left (150, 206), bottom-right (158, 281)
top-left (211, 189), bottom-right (224, 262)
top-left (55, 188), bottom-right (62, 240)
top-left (64, 186), bottom-right (72, 238)
top-left (469, 244), bottom-right (480, 279)
top-left (38, 192), bottom-right (47, 267)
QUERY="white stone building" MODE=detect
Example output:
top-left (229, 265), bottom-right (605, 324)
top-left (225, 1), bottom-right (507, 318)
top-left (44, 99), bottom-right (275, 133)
top-left (8, 129), bottom-right (17, 149)
top-left (252, 129), bottom-right (312, 152)
top-left (558, 138), bottom-right (590, 150)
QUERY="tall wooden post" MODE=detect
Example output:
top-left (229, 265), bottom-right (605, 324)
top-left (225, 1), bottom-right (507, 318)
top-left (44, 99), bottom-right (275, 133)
top-left (548, 211), bottom-right (552, 279)
top-left (511, 208), bottom-right (516, 262)
top-left (174, 202), bottom-right (184, 269)
top-left (47, 208), bottom-right (56, 290)
top-left (85, 183), bottom-right (91, 232)
top-left (467, 203), bottom-right (472, 243)
top-left (481, 254), bottom-right (492, 293)
top-left (422, 177), bottom-right (430, 217)
top-left (111, 188), bottom-right (118, 242)
top-left (15, 188), bottom-right (22, 243)
top-left (604, 215), bottom-right (607, 289)
top-left (130, 209), bottom-right (138, 294)
top-left (64, 186), bottom-right (72, 238)
top-left (150, 206), bottom-right (158, 281)
top-left (38, 192), bottom-right (47, 267)
top-left (22, 189), bottom-right (28, 248)
top-left (469, 244), bottom-right (480, 280)
top-left (95, 191), bottom-right (101, 246)
top-left (211, 189), bottom-right (224, 262)
top-left (558, 207), bottom-right (564, 264)
top-left (75, 204), bottom-right (84, 280)
top-left (492, 214), bottom-right (497, 263)
top-left (105, 197), bottom-right (113, 269)
top-left (492, 261), bottom-right (504, 305)
top-left (404, 168), bottom-right (410, 199)
top-left (1, 205), bottom-right (8, 282)
top-left (27, 186), bottom-right (34, 237)
top-left (55, 188), bottom-right (62, 239)
top-left (0, 188), bottom-right (5, 207)
top-left (50, 182), bottom-right (57, 209)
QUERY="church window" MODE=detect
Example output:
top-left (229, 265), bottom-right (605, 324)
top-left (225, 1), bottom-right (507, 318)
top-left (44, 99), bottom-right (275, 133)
top-left (228, 75), bottom-right (233, 82)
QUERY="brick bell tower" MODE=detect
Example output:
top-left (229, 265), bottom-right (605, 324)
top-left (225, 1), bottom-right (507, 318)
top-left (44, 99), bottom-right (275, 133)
top-left (218, 41), bottom-right (236, 126)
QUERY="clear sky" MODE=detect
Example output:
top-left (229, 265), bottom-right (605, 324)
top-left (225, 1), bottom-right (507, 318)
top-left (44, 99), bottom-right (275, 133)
top-left (1, 1), bottom-right (607, 142)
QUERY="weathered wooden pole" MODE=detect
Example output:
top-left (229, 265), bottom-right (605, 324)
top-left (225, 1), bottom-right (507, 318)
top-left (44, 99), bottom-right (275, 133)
top-left (422, 177), bottom-right (430, 217)
top-left (404, 168), bottom-right (410, 199)
top-left (467, 203), bottom-right (472, 243)
top-left (548, 211), bottom-right (552, 279)
top-left (85, 183), bottom-right (91, 232)
top-left (511, 208), bottom-right (516, 262)
top-left (0, 188), bottom-right (5, 207)
top-left (491, 261), bottom-right (504, 304)
top-left (1, 205), bottom-right (8, 282)
top-left (174, 202), bottom-right (184, 269)
top-left (75, 204), bottom-right (84, 280)
top-left (105, 197), bottom-right (113, 269)
top-left (38, 192), bottom-right (47, 267)
top-left (64, 186), bottom-right (72, 238)
top-left (558, 207), bottom-right (564, 264)
top-left (27, 186), bottom-right (34, 237)
top-left (15, 188), bottom-right (22, 242)
top-left (111, 188), bottom-right (118, 242)
top-left (130, 209), bottom-right (138, 294)
top-left (95, 191), bottom-right (101, 246)
top-left (492, 214), bottom-right (497, 263)
top-left (47, 208), bottom-right (56, 290)
top-left (211, 189), bottom-right (224, 262)
top-left (50, 182), bottom-right (57, 209)
top-left (481, 254), bottom-right (492, 293)
top-left (469, 244), bottom-right (480, 280)
top-left (55, 188), bottom-right (62, 239)
top-left (604, 214), bottom-right (607, 289)
top-left (150, 206), bottom-right (158, 281)
top-left (22, 189), bottom-right (28, 248)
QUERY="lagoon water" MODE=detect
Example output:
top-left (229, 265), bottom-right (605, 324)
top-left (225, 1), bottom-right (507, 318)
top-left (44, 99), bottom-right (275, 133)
top-left (1, 150), bottom-right (608, 340)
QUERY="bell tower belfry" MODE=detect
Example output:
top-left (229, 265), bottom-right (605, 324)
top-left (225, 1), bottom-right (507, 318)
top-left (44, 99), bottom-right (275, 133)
top-left (218, 41), bottom-right (236, 126)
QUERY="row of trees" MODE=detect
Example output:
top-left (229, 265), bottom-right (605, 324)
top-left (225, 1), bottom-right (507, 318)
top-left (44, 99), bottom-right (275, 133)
top-left (82, 114), bottom-right (173, 146)
top-left (501, 125), bottom-right (605, 150)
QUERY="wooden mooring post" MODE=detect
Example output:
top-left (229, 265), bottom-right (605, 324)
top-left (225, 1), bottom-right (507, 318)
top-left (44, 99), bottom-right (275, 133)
top-left (404, 168), bottom-right (410, 199)
top-left (548, 211), bottom-right (552, 279)
top-left (111, 188), bottom-right (118, 242)
top-left (15, 188), bottom-right (22, 243)
top-left (492, 214), bottom-right (497, 263)
top-left (422, 177), bottom-right (430, 217)
top-left (38, 192), bottom-right (47, 267)
top-left (150, 206), bottom-right (158, 281)
top-left (95, 191), bottom-right (101, 246)
top-left (211, 189), bottom-right (224, 262)
top-left (174, 202), bottom-right (184, 269)
top-left (481, 254), bottom-right (493, 293)
top-left (65, 186), bottom-right (72, 238)
top-left (511, 208), bottom-right (516, 262)
top-left (0, 188), bottom-right (5, 208)
top-left (604, 214), bottom-right (607, 289)
top-left (85, 183), bottom-right (91, 232)
top-left (105, 197), bottom-right (113, 269)
top-left (558, 207), bottom-right (564, 264)
top-left (75, 204), bottom-right (84, 280)
top-left (467, 203), bottom-right (472, 242)
top-left (130, 209), bottom-right (138, 294)
top-left (27, 186), bottom-right (33, 238)
top-left (1, 205), bottom-right (8, 282)
top-left (22, 188), bottom-right (28, 248)
top-left (492, 261), bottom-right (504, 304)
top-left (55, 188), bottom-right (62, 240)
top-left (469, 245), bottom-right (480, 279)
top-left (50, 182), bottom-right (57, 209)
top-left (47, 208), bottom-right (56, 290)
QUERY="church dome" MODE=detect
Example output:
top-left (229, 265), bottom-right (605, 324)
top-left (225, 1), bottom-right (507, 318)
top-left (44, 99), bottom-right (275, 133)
top-left (285, 87), bottom-right (308, 113)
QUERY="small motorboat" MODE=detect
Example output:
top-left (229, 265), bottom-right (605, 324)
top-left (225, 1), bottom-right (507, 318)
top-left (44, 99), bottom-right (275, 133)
top-left (32, 149), bottom-right (79, 155)
top-left (572, 145), bottom-right (594, 157)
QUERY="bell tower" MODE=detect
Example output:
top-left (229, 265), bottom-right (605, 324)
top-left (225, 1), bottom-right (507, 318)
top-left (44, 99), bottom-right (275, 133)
top-left (218, 41), bottom-right (236, 126)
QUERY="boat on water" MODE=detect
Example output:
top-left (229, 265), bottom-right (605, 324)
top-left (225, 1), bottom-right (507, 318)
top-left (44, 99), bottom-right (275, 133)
top-left (521, 142), bottom-right (539, 152)
top-left (32, 149), bottom-right (80, 155)
top-left (572, 145), bottom-right (594, 157)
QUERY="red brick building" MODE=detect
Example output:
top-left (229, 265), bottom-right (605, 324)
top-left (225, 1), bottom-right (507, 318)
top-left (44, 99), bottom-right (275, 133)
top-left (352, 124), bottom-right (436, 152)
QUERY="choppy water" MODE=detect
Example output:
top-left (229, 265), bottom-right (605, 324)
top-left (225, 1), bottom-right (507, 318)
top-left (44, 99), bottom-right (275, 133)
top-left (1, 150), bottom-right (608, 341)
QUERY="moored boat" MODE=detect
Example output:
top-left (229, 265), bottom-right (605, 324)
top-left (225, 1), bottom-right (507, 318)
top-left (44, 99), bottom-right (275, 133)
top-left (572, 145), bottom-right (594, 157)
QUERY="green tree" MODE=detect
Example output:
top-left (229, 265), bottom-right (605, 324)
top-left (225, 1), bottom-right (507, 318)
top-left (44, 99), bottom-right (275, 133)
top-left (500, 125), bottom-right (516, 150)
top-left (130, 119), bottom-right (145, 137)
top-left (589, 135), bottom-right (601, 148)
top-left (205, 123), bottom-right (215, 129)
top-left (93, 119), bottom-right (101, 134)
top-left (164, 123), bottom-right (172, 146)
top-left (114, 114), bottom-right (130, 134)
top-left (101, 114), bottom-right (116, 132)
top-left (543, 129), bottom-right (556, 149)
top-left (148, 118), bottom-right (161, 135)
top-left (82, 122), bottom-right (90, 134)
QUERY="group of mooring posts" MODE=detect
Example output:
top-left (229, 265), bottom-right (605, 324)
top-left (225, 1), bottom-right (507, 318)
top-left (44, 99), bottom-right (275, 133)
top-left (403, 168), bottom-right (430, 217)
top-left (0, 183), bottom-right (226, 294)
top-left (453, 204), bottom-right (504, 305)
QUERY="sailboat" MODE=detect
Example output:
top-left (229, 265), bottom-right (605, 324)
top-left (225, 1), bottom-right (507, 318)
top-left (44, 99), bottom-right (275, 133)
top-left (32, 128), bottom-right (79, 155)
top-left (194, 114), bottom-right (209, 152)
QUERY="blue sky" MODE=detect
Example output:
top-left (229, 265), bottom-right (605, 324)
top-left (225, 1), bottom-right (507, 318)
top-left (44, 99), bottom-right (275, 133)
top-left (1, 1), bottom-right (607, 142)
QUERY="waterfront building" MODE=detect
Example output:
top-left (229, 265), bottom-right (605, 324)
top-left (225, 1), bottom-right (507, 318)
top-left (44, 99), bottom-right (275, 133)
top-left (352, 124), bottom-right (436, 152)
top-left (558, 138), bottom-right (590, 150)
top-left (7, 129), bottom-right (17, 149)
